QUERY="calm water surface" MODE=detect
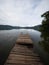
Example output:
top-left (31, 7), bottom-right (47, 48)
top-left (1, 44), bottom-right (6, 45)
top-left (0, 29), bottom-right (49, 65)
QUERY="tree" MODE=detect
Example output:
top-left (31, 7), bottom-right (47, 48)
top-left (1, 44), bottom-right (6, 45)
top-left (39, 11), bottom-right (49, 53)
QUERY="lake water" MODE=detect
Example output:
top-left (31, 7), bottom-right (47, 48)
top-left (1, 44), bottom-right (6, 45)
top-left (0, 29), bottom-right (49, 65)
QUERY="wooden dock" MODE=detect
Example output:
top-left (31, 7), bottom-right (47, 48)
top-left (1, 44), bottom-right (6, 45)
top-left (4, 34), bottom-right (43, 65)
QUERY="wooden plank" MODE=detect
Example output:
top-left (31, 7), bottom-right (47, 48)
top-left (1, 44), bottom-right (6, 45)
top-left (16, 34), bottom-right (33, 44)
top-left (4, 34), bottom-right (44, 65)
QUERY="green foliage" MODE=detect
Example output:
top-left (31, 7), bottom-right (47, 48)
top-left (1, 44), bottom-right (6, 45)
top-left (39, 11), bottom-right (49, 53)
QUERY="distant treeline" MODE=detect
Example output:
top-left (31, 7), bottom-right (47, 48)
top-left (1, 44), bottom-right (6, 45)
top-left (0, 25), bottom-right (21, 30)
top-left (32, 25), bottom-right (41, 31)
top-left (0, 25), bottom-right (41, 30)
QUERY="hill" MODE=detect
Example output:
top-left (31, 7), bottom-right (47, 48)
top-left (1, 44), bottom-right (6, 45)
top-left (0, 25), bottom-right (21, 30)
top-left (33, 25), bottom-right (41, 31)
top-left (0, 25), bottom-right (41, 30)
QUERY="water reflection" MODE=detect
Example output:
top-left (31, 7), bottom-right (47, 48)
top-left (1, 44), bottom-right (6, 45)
top-left (0, 29), bottom-right (49, 65)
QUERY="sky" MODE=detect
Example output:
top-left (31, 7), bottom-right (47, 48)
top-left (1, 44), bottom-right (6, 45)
top-left (0, 0), bottom-right (49, 26)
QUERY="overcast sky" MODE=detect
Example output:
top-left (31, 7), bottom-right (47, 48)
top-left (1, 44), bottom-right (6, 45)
top-left (0, 0), bottom-right (49, 26)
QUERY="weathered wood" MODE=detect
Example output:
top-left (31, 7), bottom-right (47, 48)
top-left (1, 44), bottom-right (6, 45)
top-left (4, 34), bottom-right (44, 65)
top-left (16, 34), bottom-right (33, 44)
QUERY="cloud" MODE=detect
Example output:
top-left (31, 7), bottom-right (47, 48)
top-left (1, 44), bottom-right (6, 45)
top-left (0, 0), bottom-right (49, 26)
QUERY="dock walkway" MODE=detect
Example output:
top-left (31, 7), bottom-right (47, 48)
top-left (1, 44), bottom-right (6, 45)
top-left (5, 34), bottom-right (43, 65)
